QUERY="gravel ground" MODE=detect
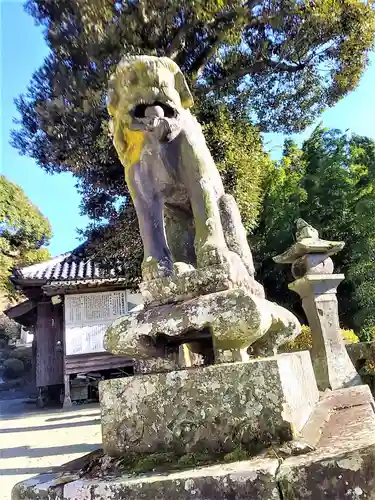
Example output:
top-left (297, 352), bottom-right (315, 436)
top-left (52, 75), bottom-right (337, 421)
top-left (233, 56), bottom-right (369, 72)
top-left (0, 399), bottom-right (101, 500)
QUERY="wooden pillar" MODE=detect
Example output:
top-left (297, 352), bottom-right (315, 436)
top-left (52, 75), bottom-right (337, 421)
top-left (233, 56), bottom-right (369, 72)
top-left (63, 374), bottom-right (72, 408)
top-left (36, 301), bottom-right (64, 388)
top-left (31, 328), bottom-right (37, 388)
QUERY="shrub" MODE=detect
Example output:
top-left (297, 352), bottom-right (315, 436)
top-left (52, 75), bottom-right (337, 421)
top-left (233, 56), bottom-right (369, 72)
top-left (363, 360), bottom-right (375, 374)
top-left (3, 357), bottom-right (25, 379)
top-left (342, 329), bottom-right (360, 345)
top-left (282, 325), bottom-right (359, 352)
top-left (11, 346), bottom-right (32, 371)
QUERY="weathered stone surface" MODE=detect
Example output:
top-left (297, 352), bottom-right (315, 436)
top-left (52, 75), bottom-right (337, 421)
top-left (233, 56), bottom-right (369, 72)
top-left (66, 459), bottom-right (281, 500)
top-left (274, 218), bottom-right (345, 264)
top-left (100, 353), bottom-right (318, 457)
top-left (291, 254), bottom-right (334, 279)
top-left (13, 386), bottom-right (375, 500)
top-left (298, 385), bottom-right (373, 448)
top-left (133, 344), bottom-right (205, 374)
top-left (139, 259), bottom-right (264, 307)
top-left (14, 457), bottom-right (281, 500)
top-left (11, 450), bottom-right (101, 500)
top-left (12, 474), bottom-right (65, 500)
top-left (219, 193), bottom-right (256, 277)
top-left (105, 287), bottom-right (301, 363)
top-left (278, 387), bottom-right (375, 499)
top-left (290, 274), bottom-right (361, 391)
top-left (274, 239), bottom-right (345, 264)
top-left (133, 355), bottom-right (180, 374)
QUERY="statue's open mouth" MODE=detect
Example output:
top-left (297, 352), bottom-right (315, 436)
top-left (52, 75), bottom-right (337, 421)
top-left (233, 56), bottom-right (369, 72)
top-left (131, 101), bottom-right (177, 119)
top-left (128, 101), bottom-right (180, 141)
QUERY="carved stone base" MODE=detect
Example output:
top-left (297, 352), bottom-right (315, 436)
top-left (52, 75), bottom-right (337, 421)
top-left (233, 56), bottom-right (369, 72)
top-left (99, 352), bottom-right (319, 457)
top-left (104, 287), bottom-right (301, 363)
top-left (139, 259), bottom-right (265, 307)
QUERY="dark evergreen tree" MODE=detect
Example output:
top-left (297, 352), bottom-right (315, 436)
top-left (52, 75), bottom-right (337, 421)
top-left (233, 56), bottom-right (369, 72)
top-left (11, 0), bottom-right (375, 281)
top-left (254, 128), bottom-right (375, 339)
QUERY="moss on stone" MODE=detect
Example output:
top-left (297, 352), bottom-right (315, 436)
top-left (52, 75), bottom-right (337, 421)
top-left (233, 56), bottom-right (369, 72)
top-left (130, 452), bottom-right (177, 474)
top-left (81, 446), bottom-right (263, 478)
top-left (223, 448), bottom-right (252, 463)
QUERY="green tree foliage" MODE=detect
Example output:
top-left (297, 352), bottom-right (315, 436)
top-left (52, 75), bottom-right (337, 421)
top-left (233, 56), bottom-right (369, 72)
top-left (345, 136), bottom-right (375, 339)
top-left (195, 98), bottom-right (272, 232)
top-left (253, 128), bottom-right (375, 339)
top-left (11, 0), bottom-right (375, 278)
top-left (0, 175), bottom-right (52, 298)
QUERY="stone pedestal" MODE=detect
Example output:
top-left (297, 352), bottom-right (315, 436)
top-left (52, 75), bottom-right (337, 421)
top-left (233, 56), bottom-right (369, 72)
top-left (290, 274), bottom-right (361, 391)
top-left (100, 352), bottom-right (319, 457)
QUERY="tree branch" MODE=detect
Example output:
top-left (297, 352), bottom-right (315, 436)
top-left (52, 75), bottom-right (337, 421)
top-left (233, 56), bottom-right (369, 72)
top-left (245, 0), bottom-right (263, 10)
top-left (0, 248), bottom-right (19, 260)
top-left (169, 8), bottom-right (241, 69)
top-left (167, 2), bottom-right (267, 73)
top-left (188, 9), bottom-right (271, 78)
top-left (166, 23), bottom-right (192, 60)
top-left (190, 36), bottom-right (221, 76)
top-left (196, 59), bottom-right (305, 93)
top-left (189, 11), bottom-right (240, 76)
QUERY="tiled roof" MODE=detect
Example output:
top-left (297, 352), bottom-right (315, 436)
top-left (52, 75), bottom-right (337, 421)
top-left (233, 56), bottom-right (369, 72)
top-left (11, 244), bottom-right (117, 283)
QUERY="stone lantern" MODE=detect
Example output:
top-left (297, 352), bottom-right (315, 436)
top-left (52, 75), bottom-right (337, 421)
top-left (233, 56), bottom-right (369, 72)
top-left (274, 219), bottom-right (361, 391)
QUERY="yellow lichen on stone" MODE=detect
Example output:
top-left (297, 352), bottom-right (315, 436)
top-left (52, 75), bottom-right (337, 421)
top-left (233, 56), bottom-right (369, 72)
top-left (123, 128), bottom-right (145, 170)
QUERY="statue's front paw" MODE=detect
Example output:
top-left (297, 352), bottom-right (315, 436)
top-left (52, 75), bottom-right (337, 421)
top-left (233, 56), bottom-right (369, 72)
top-left (173, 262), bottom-right (195, 277)
top-left (196, 242), bottom-right (230, 269)
top-left (142, 256), bottom-right (173, 281)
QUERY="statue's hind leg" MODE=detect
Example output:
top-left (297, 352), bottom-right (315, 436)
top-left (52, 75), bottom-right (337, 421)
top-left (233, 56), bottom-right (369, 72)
top-left (219, 193), bottom-right (255, 277)
top-left (164, 203), bottom-right (196, 266)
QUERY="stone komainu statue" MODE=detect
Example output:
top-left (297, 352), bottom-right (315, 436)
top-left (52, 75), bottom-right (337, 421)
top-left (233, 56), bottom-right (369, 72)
top-left (107, 55), bottom-right (259, 289)
top-left (106, 55), bottom-right (301, 360)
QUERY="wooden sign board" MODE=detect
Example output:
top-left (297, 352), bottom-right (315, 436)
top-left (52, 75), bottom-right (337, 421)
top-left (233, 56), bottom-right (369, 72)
top-left (64, 290), bottom-right (142, 356)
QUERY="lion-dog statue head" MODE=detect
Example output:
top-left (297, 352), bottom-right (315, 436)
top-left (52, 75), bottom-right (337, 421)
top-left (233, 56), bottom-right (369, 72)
top-left (108, 55), bottom-right (194, 171)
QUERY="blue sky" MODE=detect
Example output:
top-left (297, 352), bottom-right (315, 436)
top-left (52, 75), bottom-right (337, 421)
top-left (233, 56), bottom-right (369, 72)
top-left (1, 1), bottom-right (89, 257)
top-left (1, 1), bottom-right (375, 257)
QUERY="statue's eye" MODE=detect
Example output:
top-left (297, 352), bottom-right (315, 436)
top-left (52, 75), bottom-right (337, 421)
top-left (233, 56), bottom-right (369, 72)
top-left (129, 73), bottom-right (138, 85)
top-left (123, 73), bottom-right (138, 86)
